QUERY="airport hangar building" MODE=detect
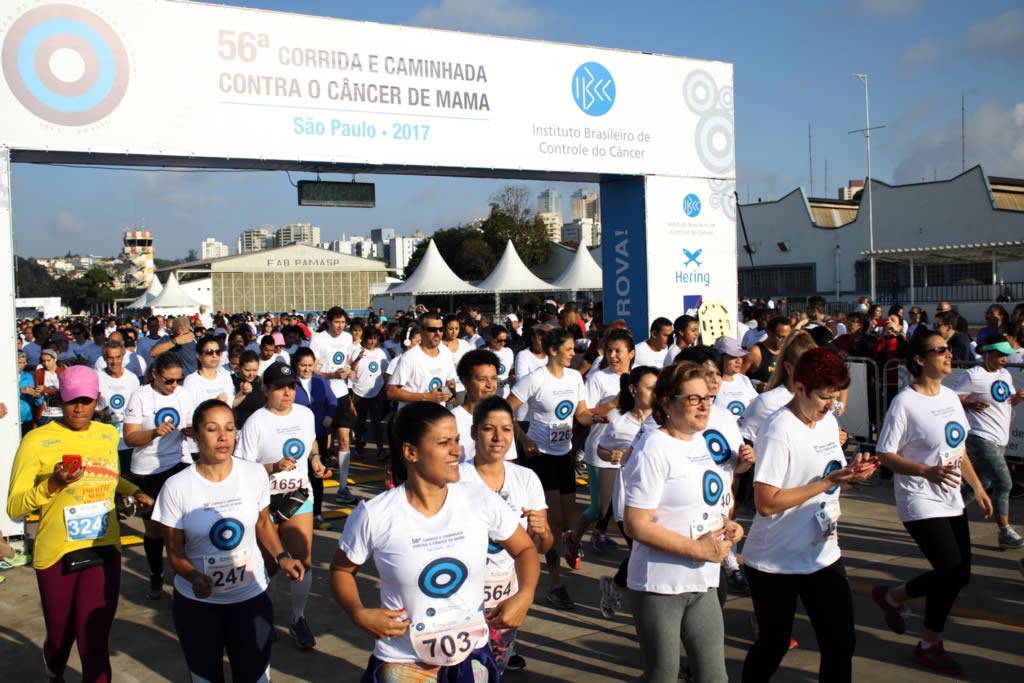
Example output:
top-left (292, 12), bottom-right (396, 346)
top-left (159, 243), bottom-right (388, 314)
top-left (735, 166), bottom-right (1024, 304)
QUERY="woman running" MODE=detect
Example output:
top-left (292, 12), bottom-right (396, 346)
top-left (741, 348), bottom-right (878, 683)
top-left (461, 395), bottom-right (552, 673)
top-left (738, 331), bottom-right (817, 444)
top-left (183, 336), bottom-right (235, 408)
top-left (512, 324), bottom-right (548, 421)
top-left (154, 399), bottom-right (304, 682)
top-left (622, 361), bottom-right (743, 683)
top-left (291, 347), bottom-right (338, 530)
top-left (124, 351), bottom-right (196, 600)
top-left (350, 326), bottom-right (390, 462)
top-left (872, 330), bottom-right (994, 675)
top-left (8, 366), bottom-right (153, 683)
top-left (330, 401), bottom-right (539, 681)
top-left (507, 327), bottom-right (603, 610)
top-left (238, 362), bottom-right (330, 650)
top-left (712, 337), bottom-right (757, 419)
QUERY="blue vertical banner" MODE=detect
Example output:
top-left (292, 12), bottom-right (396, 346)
top-left (600, 178), bottom-right (648, 340)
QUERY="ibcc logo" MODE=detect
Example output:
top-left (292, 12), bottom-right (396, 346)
top-left (2, 4), bottom-right (130, 126)
top-left (683, 194), bottom-right (702, 218)
top-left (572, 61), bottom-right (615, 117)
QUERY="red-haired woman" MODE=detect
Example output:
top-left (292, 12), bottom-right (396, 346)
top-left (741, 348), bottom-right (879, 683)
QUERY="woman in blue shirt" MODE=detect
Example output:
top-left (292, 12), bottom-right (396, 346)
top-left (292, 347), bottom-right (337, 530)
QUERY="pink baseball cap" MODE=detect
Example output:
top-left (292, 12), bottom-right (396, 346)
top-left (271, 332), bottom-right (286, 346)
top-left (60, 365), bottom-right (99, 402)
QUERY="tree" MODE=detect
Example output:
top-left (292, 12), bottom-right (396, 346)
top-left (56, 267), bottom-right (116, 313)
top-left (186, 248), bottom-right (200, 262)
top-left (15, 256), bottom-right (58, 297)
top-left (403, 225), bottom-right (496, 281)
top-left (480, 185), bottom-right (550, 267)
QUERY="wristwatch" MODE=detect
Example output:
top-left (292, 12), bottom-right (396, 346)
top-left (275, 551), bottom-right (292, 565)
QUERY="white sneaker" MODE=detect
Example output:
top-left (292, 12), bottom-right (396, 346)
top-left (998, 525), bottom-right (1024, 550)
top-left (599, 575), bottom-right (621, 618)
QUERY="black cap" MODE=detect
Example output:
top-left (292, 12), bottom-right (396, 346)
top-left (263, 362), bottom-right (296, 387)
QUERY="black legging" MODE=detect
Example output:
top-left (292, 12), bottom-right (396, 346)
top-left (353, 392), bottom-right (386, 452)
top-left (308, 434), bottom-right (329, 518)
top-left (902, 513), bottom-right (971, 633)
top-left (742, 559), bottom-right (855, 683)
top-left (613, 521), bottom-right (633, 589)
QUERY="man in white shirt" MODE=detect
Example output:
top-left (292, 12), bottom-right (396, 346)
top-left (386, 312), bottom-right (456, 408)
top-left (633, 317), bottom-right (673, 368)
top-left (198, 304), bottom-right (215, 330)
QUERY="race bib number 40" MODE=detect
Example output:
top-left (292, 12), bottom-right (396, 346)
top-left (64, 501), bottom-right (110, 541)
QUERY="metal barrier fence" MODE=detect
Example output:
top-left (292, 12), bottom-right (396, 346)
top-left (838, 357), bottom-right (880, 452)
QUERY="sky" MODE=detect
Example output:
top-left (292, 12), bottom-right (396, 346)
top-left (8, 0), bottom-right (1024, 259)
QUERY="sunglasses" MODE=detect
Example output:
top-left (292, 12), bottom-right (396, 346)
top-left (200, 348), bottom-right (221, 356)
top-left (492, 338), bottom-right (507, 344)
top-left (423, 326), bottom-right (444, 334)
top-left (926, 346), bottom-right (951, 355)
top-left (159, 375), bottom-right (182, 385)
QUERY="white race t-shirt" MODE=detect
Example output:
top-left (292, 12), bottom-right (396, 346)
top-left (953, 366), bottom-right (1015, 445)
top-left (583, 368), bottom-right (624, 468)
top-left (94, 351), bottom-right (147, 380)
top-left (238, 405), bottom-right (316, 495)
top-left (183, 367), bottom-right (236, 408)
top-left (603, 412), bottom-right (644, 523)
top-left (352, 348), bottom-right (390, 399)
top-left (662, 344), bottom-right (685, 368)
top-left (622, 429), bottom-right (722, 594)
top-left (877, 386), bottom-right (967, 522)
top-left (153, 459), bottom-right (271, 604)
top-left (512, 350), bottom-right (548, 419)
top-left (493, 346), bottom-right (515, 399)
top-left (459, 461), bottom-right (546, 607)
top-left (125, 385), bottom-right (195, 475)
top-left (633, 341), bottom-right (668, 368)
top-left (512, 367), bottom-right (585, 456)
top-left (716, 373), bottom-right (758, 420)
top-left (738, 385), bottom-right (793, 443)
top-left (445, 339), bottom-right (473, 393)
top-left (743, 407), bottom-right (844, 574)
top-left (309, 330), bottom-right (354, 398)
top-left (96, 370), bottom-right (140, 450)
top-left (452, 405), bottom-right (515, 463)
top-left (338, 481), bottom-right (520, 664)
top-left (388, 345), bottom-right (456, 410)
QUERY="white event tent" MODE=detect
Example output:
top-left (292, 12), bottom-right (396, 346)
top-left (381, 239), bottom-right (483, 306)
top-left (146, 272), bottom-right (201, 316)
top-left (126, 274), bottom-right (163, 309)
top-left (477, 240), bottom-right (564, 312)
top-left (551, 243), bottom-right (604, 296)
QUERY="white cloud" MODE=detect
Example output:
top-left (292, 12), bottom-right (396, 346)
top-left (898, 38), bottom-right (941, 71)
top-left (851, 0), bottom-right (925, 18)
top-left (892, 100), bottom-right (1024, 183)
top-left (413, 0), bottom-right (553, 33)
top-left (963, 9), bottom-right (1024, 61)
top-left (55, 210), bottom-right (83, 235)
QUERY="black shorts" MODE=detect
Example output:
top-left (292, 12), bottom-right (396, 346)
top-left (332, 393), bottom-right (355, 431)
top-left (136, 462), bottom-right (189, 518)
top-left (524, 452), bottom-right (576, 494)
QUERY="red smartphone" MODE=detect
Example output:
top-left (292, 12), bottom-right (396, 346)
top-left (62, 454), bottom-right (82, 474)
top-left (853, 463), bottom-right (878, 473)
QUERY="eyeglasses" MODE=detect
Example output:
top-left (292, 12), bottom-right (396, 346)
top-left (926, 346), bottom-right (951, 355)
top-left (674, 394), bottom-right (716, 406)
top-left (158, 375), bottom-right (182, 385)
top-left (423, 326), bottom-right (444, 334)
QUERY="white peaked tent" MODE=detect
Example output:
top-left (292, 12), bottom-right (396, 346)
top-left (127, 274), bottom-right (163, 309)
top-left (479, 241), bottom-right (561, 292)
top-left (385, 239), bottom-right (482, 296)
top-left (146, 272), bottom-right (201, 316)
top-left (551, 244), bottom-right (603, 291)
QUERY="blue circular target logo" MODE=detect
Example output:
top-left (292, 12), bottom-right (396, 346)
top-left (487, 538), bottom-right (502, 555)
top-left (332, 351), bottom-right (346, 365)
top-left (368, 361), bottom-right (379, 373)
top-left (727, 400), bottom-right (744, 416)
top-left (417, 557), bottom-right (468, 599)
top-left (154, 407), bottom-right (180, 428)
top-left (944, 421), bottom-right (966, 448)
top-left (823, 460), bottom-right (843, 495)
top-left (2, 4), bottom-right (130, 126)
top-left (572, 62), bottom-right (615, 116)
top-left (499, 364), bottom-right (506, 375)
top-left (703, 429), bottom-right (731, 464)
top-left (109, 393), bottom-right (125, 409)
top-left (427, 377), bottom-right (443, 392)
top-left (554, 400), bottom-right (574, 421)
top-left (209, 518), bottom-right (244, 551)
top-left (702, 470), bottom-right (723, 505)
top-left (991, 380), bottom-right (1010, 403)
top-left (282, 438), bottom-right (305, 459)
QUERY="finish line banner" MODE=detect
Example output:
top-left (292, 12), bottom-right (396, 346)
top-left (1, 0), bottom-right (734, 179)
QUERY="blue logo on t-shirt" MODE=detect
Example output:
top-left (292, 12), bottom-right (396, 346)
top-left (368, 361), bottom-right (380, 373)
top-left (945, 421), bottom-right (966, 448)
top-left (417, 557), bottom-right (468, 599)
top-left (209, 518), bottom-right (244, 551)
top-left (702, 470), bottom-right (724, 505)
top-left (703, 429), bottom-right (731, 464)
top-left (155, 407), bottom-right (180, 428)
top-left (727, 400), bottom-right (744, 416)
top-left (991, 380), bottom-right (1010, 402)
top-left (428, 377), bottom-right (443, 392)
top-left (109, 394), bottom-right (125, 410)
top-left (554, 400), bottom-right (574, 420)
top-left (332, 351), bottom-right (346, 365)
top-left (283, 438), bottom-right (305, 459)
top-left (823, 460), bottom-right (843, 495)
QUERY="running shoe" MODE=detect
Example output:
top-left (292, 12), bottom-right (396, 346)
top-left (998, 525), bottom-right (1024, 550)
top-left (505, 654), bottom-right (526, 671)
top-left (913, 640), bottom-right (962, 675)
top-left (0, 551), bottom-right (30, 570)
top-left (562, 531), bottom-right (583, 570)
top-left (590, 530), bottom-right (609, 554)
top-left (334, 487), bottom-right (357, 505)
top-left (871, 585), bottom-right (910, 634)
top-left (545, 584), bottom-right (575, 610)
top-left (599, 575), bottom-right (621, 618)
top-left (377, 448), bottom-right (391, 463)
top-left (726, 568), bottom-right (749, 594)
top-left (750, 613), bottom-right (797, 649)
top-left (313, 516), bottom-right (333, 531)
top-left (146, 574), bottom-right (164, 600)
top-left (289, 616), bottom-right (316, 649)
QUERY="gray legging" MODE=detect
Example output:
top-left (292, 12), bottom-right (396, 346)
top-left (631, 587), bottom-right (727, 683)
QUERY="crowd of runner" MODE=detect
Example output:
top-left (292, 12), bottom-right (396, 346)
top-left (5, 296), bottom-right (1024, 682)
